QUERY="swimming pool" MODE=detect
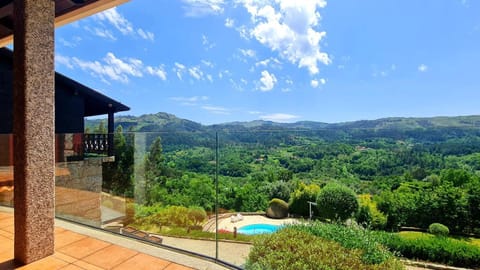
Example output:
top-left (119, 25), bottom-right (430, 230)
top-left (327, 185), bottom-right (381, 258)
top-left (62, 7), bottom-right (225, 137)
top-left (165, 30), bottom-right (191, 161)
top-left (237, 224), bottom-right (281, 235)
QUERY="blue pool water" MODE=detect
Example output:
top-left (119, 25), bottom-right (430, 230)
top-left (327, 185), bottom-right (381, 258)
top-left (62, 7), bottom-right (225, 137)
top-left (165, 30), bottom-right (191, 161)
top-left (237, 224), bottom-right (281, 235)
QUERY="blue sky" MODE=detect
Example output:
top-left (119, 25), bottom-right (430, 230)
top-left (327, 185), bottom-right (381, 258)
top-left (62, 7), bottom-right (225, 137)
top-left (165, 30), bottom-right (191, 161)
top-left (55, 0), bottom-right (480, 124)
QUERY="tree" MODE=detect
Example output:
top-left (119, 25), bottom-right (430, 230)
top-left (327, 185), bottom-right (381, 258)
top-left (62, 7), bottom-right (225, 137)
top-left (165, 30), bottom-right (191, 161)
top-left (317, 183), bottom-right (359, 222)
top-left (102, 125), bottom-right (134, 196)
top-left (94, 121), bottom-right (107, 134)
top-left (145, 137), bottom-right (168, 204)
top-left (289, 183), bottom-right (321, 217)
top-left (267, 181), bottom-right (292, 202)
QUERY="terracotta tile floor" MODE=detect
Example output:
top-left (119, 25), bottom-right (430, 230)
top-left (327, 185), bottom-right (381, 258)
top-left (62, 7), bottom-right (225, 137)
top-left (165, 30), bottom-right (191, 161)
top-left (0, 212), bottom-right (195, 270)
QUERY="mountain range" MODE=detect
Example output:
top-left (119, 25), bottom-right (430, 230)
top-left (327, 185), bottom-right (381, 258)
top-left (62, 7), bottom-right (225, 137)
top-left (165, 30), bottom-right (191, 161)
top-left (86, 112), bottom-right (480, 133)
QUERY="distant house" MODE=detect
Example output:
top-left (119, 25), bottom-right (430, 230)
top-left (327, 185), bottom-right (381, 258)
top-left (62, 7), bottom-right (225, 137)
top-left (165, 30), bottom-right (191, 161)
top-left (0, 48), bottom-right (129, 164)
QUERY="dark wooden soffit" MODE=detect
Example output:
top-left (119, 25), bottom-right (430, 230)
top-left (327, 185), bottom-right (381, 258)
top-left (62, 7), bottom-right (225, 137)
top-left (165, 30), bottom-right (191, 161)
top-left (0, 0), bottom-right (129, 47)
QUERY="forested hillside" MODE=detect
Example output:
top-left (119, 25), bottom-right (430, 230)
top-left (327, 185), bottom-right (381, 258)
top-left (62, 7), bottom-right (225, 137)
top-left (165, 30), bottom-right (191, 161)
top-left (89, 113), bottom-right (480, 234)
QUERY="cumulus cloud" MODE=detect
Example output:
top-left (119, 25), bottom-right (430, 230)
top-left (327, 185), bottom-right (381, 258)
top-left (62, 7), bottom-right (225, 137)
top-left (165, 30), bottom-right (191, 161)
top-left (93, 7), bottom-right (154, 41)
top-left (182, 0), bottom-right (225, 17)
top-left (56, 53), bottom-right (167, 84)
top-left (259, 70), bottom-right (277, 91)
top-left (418, 64), bottom-right (428, 72)
top-left (259, 113), bottom-right (299, 123)
top-left (240, 0), bottom-right (330, 75)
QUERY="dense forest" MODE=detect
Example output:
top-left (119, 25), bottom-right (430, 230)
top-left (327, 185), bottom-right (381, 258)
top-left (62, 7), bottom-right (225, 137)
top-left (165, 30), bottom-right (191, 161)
top-left (88, 113), bottom-right (480, 234)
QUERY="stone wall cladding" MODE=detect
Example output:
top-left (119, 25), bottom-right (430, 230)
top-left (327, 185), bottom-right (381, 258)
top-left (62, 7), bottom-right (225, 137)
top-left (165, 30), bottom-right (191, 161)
top-left (55, 158), bottom-right (104, 192)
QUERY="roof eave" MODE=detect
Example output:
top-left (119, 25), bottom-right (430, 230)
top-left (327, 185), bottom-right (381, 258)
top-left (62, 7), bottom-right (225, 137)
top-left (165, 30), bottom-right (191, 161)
top-left (0, 0), bottom-right (130, 48)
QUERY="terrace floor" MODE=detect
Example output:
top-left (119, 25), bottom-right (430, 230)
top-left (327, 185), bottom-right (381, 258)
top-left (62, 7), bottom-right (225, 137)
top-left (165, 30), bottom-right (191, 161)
top-left (0, 208), bottom-right (228, 270)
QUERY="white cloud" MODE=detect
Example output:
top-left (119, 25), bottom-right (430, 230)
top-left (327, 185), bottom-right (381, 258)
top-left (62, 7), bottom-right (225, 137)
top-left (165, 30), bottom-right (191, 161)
top-left (146, 65), bottom-right (167, 80)
top-left (202, 35), bottom-right (216, 50)
top-left (93, 7), bottom-right (154, 41)
top-left (174, 62), bottom-right (187, 80)
top-left (95, 7), bottom-right (133, 35)
top-left (240, 0), bottom-right (330, 75)
top-left (259, 113), bottom-right (299, 123)
top-left (285, 79), bottom-right (293, 85)
top-left (182, 0), bottom-right (225, 17)
top-left (311, 78), bottom-right (326, 88)
top-left (207, 74), bottom-right (213, 82)
top-left (58, 36), bottom-right (82, 48)
top-left (248, 111), bottom-right (262, 115)
top-left (56, 53), bottom-right (169, 84)
top-left (172, 96), bottom-right (209, 102)
top-left (259, 70), bottom-right (277, 91)
top-left (255, 57), bottom-right (282, 69)
top-left (137, 29), bottom-right (155, 42)
top-left (202, 105), bottom-right (230, 115)
top-left (418, 64), bottom-right (428, 72)
top-left (171, 96), bottom-right (209, 105)
top-left (239, 49), bottom-right (256, 58)
top-left (225, 18), bottom-right (235, 27)
top-left (201, 60), bottom-right (214, 68)
top-left (188, 66), bottom-right (204, 80)
top-left (85, 26), bottom-right (117, 41)
top-left (104, 53), bottom-right (143, 78)
top-left (218, 69), bottom-right (231, 79)
top-left (55, 54), bottom-right (74, 69)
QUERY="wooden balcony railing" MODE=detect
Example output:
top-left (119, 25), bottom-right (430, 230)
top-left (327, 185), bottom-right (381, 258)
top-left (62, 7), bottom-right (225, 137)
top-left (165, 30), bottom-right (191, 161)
top-left (84, 134), bottom-right (113, 156)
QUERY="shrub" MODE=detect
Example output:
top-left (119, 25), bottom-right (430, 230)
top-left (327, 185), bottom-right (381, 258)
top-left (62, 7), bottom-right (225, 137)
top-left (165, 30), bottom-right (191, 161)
top-left (288, 183), bottom-right (321, 217)
top-left (375, 231), bottom-right (480, 268)
top-left (317, 183), bottom-right (359, 222)
top-left (246, 228), bottom-right (404, 270)
top-left (356, 194), bottom-right (387, 230)
top-left (188, 206), bottom-right (207, 226)
top-left (291, 222), bottom-right (394, 265)
top-left (428, 223), bottom-right (450, 236)
top-left (266, 198), bottom-right (289, 219)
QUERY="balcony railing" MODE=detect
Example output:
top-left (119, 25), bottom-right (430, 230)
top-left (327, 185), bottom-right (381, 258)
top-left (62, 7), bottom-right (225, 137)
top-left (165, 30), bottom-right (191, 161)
top-left (84, 133), bottom-right (111, 155)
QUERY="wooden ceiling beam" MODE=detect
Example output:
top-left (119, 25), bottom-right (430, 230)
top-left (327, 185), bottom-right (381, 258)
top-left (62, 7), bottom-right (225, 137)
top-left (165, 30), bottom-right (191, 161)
top-left (0, 0), bottom-right (129, 47)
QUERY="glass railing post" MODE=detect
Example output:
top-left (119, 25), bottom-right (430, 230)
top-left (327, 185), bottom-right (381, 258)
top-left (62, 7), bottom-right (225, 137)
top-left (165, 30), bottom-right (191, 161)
top-left (133, 132), bottom-right (147, 205)
top-left (215, 131), bottom-right (219, 260)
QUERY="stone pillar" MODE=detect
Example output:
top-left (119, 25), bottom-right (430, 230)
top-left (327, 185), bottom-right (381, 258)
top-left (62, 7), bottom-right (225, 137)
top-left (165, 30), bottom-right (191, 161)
top-left (13, 0), bottom-right (55, 264)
